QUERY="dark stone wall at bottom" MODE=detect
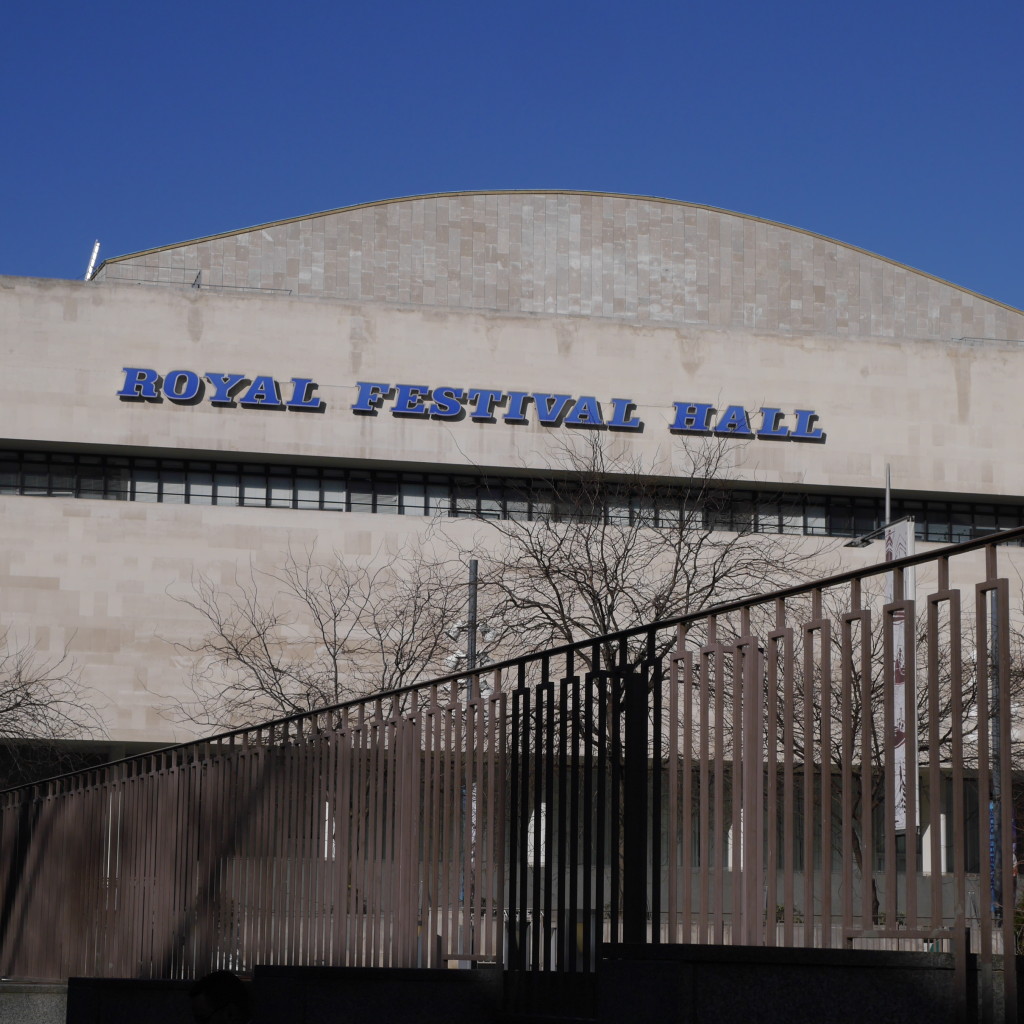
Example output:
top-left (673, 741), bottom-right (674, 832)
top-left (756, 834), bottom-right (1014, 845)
top-left (252, 965), bottom-right (501, 1023)
top-left (597, 944), bottom-right (973, 1024)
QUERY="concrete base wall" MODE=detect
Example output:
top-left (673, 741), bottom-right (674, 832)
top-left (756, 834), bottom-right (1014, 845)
top-left (0, 983), bottom-right (66, 1024)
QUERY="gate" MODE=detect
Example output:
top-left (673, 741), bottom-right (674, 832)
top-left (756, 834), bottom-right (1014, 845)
top-left (2, 528), bottom-right (1022, 1022)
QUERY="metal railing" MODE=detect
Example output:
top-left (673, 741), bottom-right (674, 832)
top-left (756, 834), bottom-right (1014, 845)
top-left (2, 528), bottom-right (1022, 1021)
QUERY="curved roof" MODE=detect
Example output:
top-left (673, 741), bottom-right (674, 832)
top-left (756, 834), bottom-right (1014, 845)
top-left (91, 191), bottom-right (1024, 341)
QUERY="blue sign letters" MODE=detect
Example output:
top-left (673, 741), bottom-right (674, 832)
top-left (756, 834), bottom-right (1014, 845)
top-left (117, 368), bottom-right (823, 441)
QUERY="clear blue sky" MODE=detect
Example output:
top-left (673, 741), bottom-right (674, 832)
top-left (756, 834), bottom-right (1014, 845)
top-left (3, 1), bottom-right (1022, 309)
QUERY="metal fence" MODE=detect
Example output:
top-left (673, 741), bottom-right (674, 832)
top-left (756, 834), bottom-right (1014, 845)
top-left (1, 528), bottom-right (1022, 1021)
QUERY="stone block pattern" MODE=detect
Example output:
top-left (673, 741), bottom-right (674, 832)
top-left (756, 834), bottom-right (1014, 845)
top-left (92, 192), bottom-right (1024, 342)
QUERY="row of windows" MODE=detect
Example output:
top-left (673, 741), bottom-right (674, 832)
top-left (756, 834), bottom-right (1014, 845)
top-left (2, 448), bottom-right (1023, 543)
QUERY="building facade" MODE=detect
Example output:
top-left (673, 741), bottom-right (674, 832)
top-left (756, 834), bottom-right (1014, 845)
top-left (2, 191), bottom-right (1023, 755)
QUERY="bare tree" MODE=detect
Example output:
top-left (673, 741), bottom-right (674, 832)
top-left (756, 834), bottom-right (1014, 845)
top-left (168, 434), bottom-right (820, 730)
top-left (167, 543), bottom-right (471, 729)
top-left (471, 433), bottom-right (823, 667)
top-left (0, 629), bottom-right (104, 787)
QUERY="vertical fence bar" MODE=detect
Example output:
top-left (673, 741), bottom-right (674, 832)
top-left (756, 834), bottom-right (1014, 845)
top-left (839, 590), bottom-right (857, 944)
top-left (712, 622), bottom-right (726, 945)
top-left (622, 663), bottom-right (648, 945)
top-left (567, 654), bottom-right (581, 970)
top-left (667, 633), bottom-right (681, 945)
top-left (681, 644), bottom-right (694, 947)
top-left (976, 577), bottom-right (994, 1022)
top-left (5, 527), bottom-right (1024, 1021)
top-left (730, 638), bottom-right (744, 946)
top-left (650, 631), bottom-right (663, 947)
top-left (992, 575), bottom-right (1016, 1024)
top-left (903, 599), bottom-right (919, 935)
top-left (698, 636), bottom-right (712, 944)
top-left (765, 627), bottom-right (779, 948)
top-left (801, 603), bottom-right (817, 947)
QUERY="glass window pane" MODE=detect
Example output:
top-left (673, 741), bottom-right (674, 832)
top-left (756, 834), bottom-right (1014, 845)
top-left (214, 471), bottom-right (239, 505)
top-left (269, 475), bottom-right (293, 508)
top-left (104, 466), bottom-right (129, 500)
top-left (322, 472), bottom-right (345, 511)
top-left (163, 471), bottom-right (186, 504)
top-left (376, 479), bottom-right (399, 514)
top-left (190, 473), bottom-right (214, 505)
top-left (827, 501), bottom-right (853, 537)
top-left (997, 509), bottom-right (1020, 530)
top-left (242, 474), bottom-right (266, 506)
top-left (757, 503), bottom-right (780, 533)
top-left (0, 459), bottom-right (18, 493)
top-left (730, 500), bottom-right (753, 532)
top-left (925, 506), bottom-right (949, 543)
top-left (50, 464), bottom-right (75, 496)
top-left (973, 513), bottom-right (995, 537)
top-left (427, 483), bottom-right (450, 516)
top-left (400, 480), bottom-right (426, 515)
top-left (349, 474), bottom-right (373, 512)
top-left (631, 498), bottom-right (656, 527)
top-left (806, 505), bottom-right (826, 536)
top-left (657, 499), bottom-right (682, 529)
top-left (531, 488), bottom-right (553, 519)
top-left (505, 485), bottom-right (529, 521)
top-left (455, 485), bottom-right (477, 517)
top-left (780, 502), bottom-right (803, 535)
top-left (134, 470), bottom-right (159, 502)
top-left (296, 477), bottom-right (320, 509)
top-left (607, 501), bottom-right (630, 525)
top-left (479, 494), bottom-right (502, 519)
top-left (79, 468), bottom-right (104, 497)
top-left (22, 465), bottom-right (49, 495)
top-left (950, 513), bottom-right (972, 544)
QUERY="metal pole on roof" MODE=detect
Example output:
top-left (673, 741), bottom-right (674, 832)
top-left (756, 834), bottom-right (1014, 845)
top-left (84, 241), bottom-right (100, 282)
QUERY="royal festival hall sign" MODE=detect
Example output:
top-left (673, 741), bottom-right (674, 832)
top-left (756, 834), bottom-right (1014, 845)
top-left (116, 368), bottom-right (824, 441)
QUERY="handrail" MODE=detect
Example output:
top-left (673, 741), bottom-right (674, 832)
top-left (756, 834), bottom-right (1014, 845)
top-left (5, 523), bottom-right (1023, 796)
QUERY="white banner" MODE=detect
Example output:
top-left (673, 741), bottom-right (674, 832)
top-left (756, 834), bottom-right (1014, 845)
top-left (885, 520), bottom-right (917, 832)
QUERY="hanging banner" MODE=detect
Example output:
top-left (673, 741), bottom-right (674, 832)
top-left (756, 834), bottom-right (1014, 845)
top-left (885, 519), bottom-right (917, 832)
